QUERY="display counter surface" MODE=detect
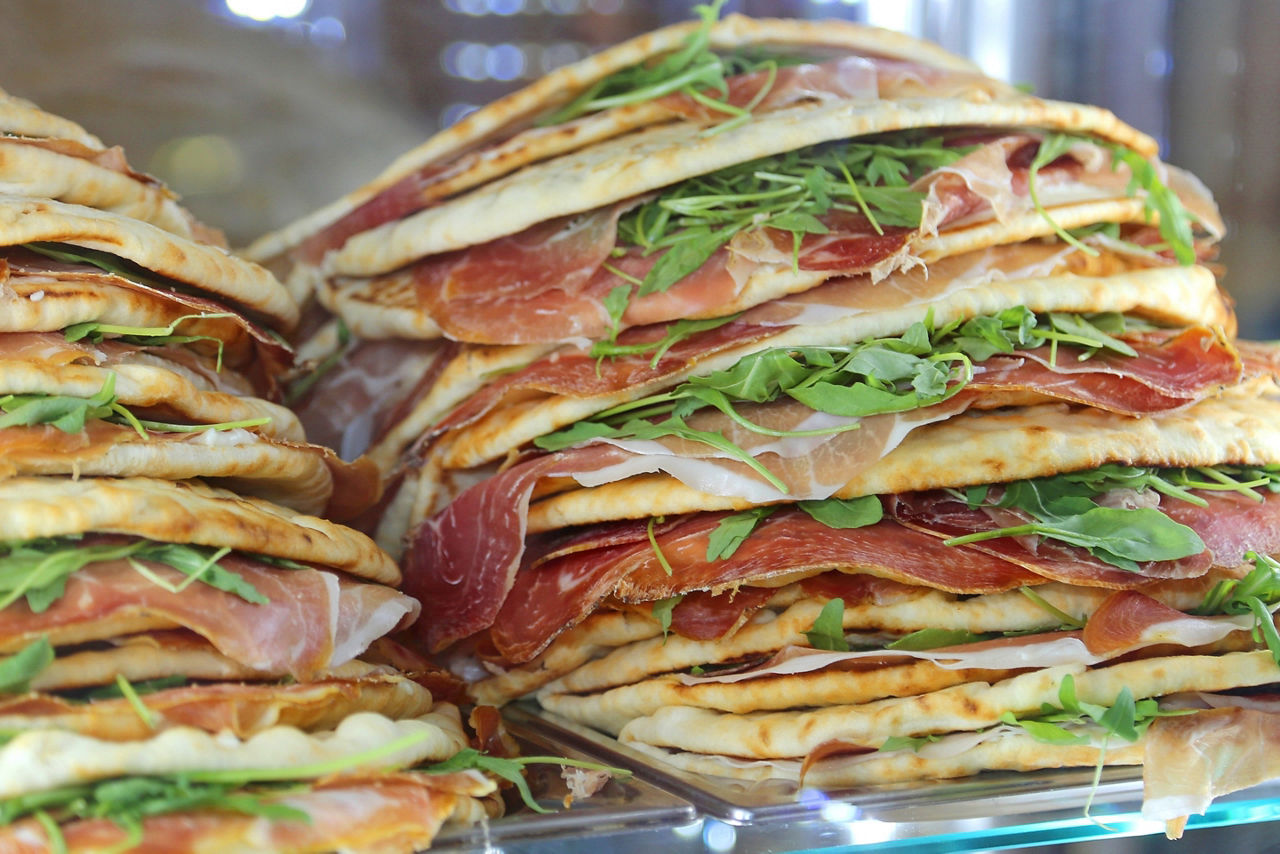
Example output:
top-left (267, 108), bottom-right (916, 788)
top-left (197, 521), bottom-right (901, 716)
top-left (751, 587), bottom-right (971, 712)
top-left (432, 702), bottom-right (1280, 853)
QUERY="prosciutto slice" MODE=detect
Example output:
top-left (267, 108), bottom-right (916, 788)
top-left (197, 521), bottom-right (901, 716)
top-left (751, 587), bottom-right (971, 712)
top-left (290, 336), bottom-right (456, 461)
top-left (957, 327), bottom-right (1241, 414)
top-left (427, 242), bottom-right (1194, 440)
top-left (473, 507), bottom-right (1043, 663)
top-left (403, 445), bottom-right (631, 651)
top-left (0, 557), bottom-right (419, 681)
top-left (1143, 708), bottom-right (1280, 835)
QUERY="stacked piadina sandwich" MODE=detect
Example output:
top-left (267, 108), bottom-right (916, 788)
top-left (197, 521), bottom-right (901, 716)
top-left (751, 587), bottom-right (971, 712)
top-left (252, 4), bottom-right (1280, 838)
top-left (0, 89), bottom-right (503, 852)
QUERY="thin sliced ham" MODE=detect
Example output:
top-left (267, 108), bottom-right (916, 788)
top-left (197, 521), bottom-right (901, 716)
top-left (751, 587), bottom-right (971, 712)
top-left (403, 445), bottom-right (631, 652)
top-left (0, 557), bottom-right (419, 681)
top-left (1143, 708), bottom-right (1280, 835)
top-left (291, 336), bottom-right (455, 461)
top-left (476, 508), bottom-right (1043, 663)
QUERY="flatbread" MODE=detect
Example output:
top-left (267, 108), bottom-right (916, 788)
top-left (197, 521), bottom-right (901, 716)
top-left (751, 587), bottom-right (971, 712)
top-left (469, 610), bottom-right (662, 707)
top-left (0, 87), bottom-right (102, 147)
top-left (23, 634), bottom-right (395, 693)
top-left (0, 138), bottom-right (211, 242)
top-left (0, 426), bottom-right (340, 516)
top-left (327, 96), bottom-right (1156, 277)
top-left (244, 14), bottom-right (1005, 265)
top-left (0, 195), bottom-right (297, 331)
top-left (617, 651), bottom-right (1280, 758)
top-left (627, 725), bottom-right (1146, 786)
top-left (526, 375), bottom-right (1280, 532)
top-left (0, 476), bottom-right (397, 582)
top-left (0, 706), bottom-right (468, 797)
top-left (0, 673), bottom-right (437, 741)
top-left (0, 354), bottom-right (303, 441)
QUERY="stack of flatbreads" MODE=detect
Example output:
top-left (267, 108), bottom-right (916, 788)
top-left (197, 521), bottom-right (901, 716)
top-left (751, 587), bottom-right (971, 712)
top-left (0, 89), bottom-right (499, 852)
top-left (251, 7), bottom-right (1280, 838)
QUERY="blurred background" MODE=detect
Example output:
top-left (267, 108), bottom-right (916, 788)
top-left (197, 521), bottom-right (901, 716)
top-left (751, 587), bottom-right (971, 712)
top-left (0, 0), bottom-right (1275, 336)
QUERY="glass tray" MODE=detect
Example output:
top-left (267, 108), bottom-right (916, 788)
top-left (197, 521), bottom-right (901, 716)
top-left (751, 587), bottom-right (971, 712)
top-left (452, 701), bottom-right (1280, 853)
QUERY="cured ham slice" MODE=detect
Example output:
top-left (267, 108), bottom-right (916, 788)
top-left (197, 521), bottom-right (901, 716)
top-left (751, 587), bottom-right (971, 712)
top-left (473, 508), bottom-right (1043, 663)
top-left (1143, 708), bottom-right (1280, 835)
top-left (682, 591), bottom-right (1254, 685)
top-left (1081, 590), bottom-right (1257, 656)
top-left (0, 557), bottom-right (419, 681)
top-left (958, 327), bottom-right (1241, 415)
top-left (403, 445), bottom-right (631, 652)
top-left (290, 336), bottom-right (455, 461)
top-left (667, 586), bottom-right (778, 641)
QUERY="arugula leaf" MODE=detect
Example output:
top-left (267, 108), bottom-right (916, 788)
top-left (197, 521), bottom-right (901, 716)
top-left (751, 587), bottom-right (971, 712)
top-left (616, 132), bottom-right (976, 297)
top-left (1027, 134), bottom-right (1099, 256)
top-left (589, 313), bottom-right (741, 365)
top-left (646, 517), bottom-right (675, 576)
top-left (944, 506), bottom-right (1205, 571)
top-left (1017, 586), bottom-right (1086, 630)
top-left (804, 598), bottom-right (849, 652)
top-left (999, 674), bottom-right (1192, 748)
top-left (0, 373), bottom-right (269, 437)
top-left (0, 637), bottom-right (54, 694)
top-left (0, 776), bottom-right (310, 843)
top-left (1194, 551), bottom-right (1280, 664)
top-left (284, 318), bottom-right (352, 405)
top-left (705, 507), bottom-right (776, 560)
top-left (797, 495), bottom-right (883, 529)
top-left (24, 243), bottom-right (179, 293)
top-left (886, 628), bottom-right (991, 651)
top-left (537, 0), bottom-right (731, 126)
top-left (945, 464), bottom-right (1221, 572)
top-left (1107, 143), bottom-right (1198, 265)
top-left (880, 733), bottom-right (941, 752)
top-left (998, 710), bottom-right (1090, 745)
top-left (112, 674), bottom-right (158, 730)
top-left (1025, 135), bottom-right (1199, 267)
top-left (0, 372), bottom-right (120, 433)
top-left (424, 748), bottom-right (631, 815)
top-left (83, 675), bottom-right (187, 701)
top-left (652, 595), bottom-right (684, 641)
top-left (64, 314), bottom-right (233, 373)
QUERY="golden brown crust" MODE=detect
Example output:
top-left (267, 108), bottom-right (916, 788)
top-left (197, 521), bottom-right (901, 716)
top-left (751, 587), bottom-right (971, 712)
top-left (0, 476), bottom-right (398, 583)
